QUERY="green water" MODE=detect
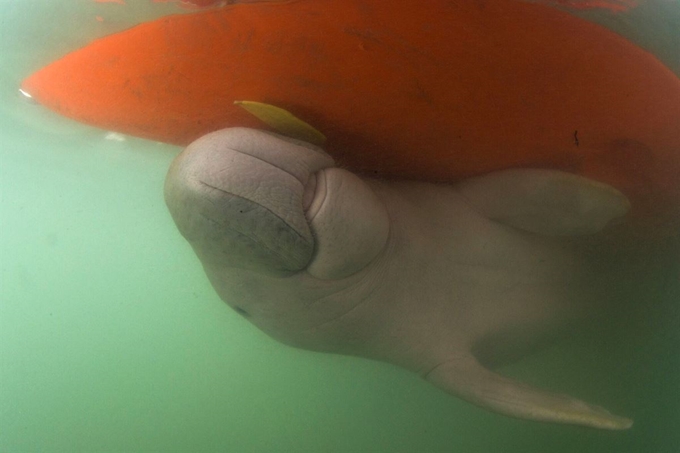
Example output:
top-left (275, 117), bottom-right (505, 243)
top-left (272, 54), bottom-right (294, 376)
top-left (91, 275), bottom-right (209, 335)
top-left (1, 1), bottom-right (678, 452)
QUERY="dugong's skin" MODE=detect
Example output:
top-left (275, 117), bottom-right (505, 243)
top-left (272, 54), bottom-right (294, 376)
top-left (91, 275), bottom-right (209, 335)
top-left (164, 128), bottom-right (634, 430)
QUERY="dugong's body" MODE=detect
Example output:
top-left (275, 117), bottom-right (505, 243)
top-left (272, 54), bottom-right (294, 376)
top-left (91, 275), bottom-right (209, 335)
top-left (165, 128), bottom-right (634, 430)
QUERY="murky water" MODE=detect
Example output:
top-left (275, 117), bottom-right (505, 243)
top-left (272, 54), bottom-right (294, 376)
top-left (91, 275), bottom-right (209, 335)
top-left (1, 1), bottom-right (678, 451)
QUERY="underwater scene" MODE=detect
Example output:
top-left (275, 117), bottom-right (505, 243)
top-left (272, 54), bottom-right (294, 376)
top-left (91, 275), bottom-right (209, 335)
top-left (1, 0), bottom-right (679, 451)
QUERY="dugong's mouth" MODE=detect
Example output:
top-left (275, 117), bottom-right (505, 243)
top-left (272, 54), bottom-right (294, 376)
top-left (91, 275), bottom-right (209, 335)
top-left (302, 172), bottom-right (328, 221)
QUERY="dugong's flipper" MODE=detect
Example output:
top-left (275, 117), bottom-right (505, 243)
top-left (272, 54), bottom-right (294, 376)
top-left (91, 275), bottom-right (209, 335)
top-left (458, 169), bottom-right (631, 236)
top-left (165, 128), bottom-right (634, 430)
top-left (442, 168), bottom-right (633, 429)
top-left (426, 354), bottom-right (633, 430)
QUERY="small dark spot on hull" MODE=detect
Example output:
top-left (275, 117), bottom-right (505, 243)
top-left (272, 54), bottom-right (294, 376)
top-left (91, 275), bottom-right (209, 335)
top-left (234, 306), bottom-right (250, 317)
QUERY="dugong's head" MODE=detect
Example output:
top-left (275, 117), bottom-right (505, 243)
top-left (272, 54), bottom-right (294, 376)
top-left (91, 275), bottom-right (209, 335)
top-left (164, 127), bottom-right (389, 283)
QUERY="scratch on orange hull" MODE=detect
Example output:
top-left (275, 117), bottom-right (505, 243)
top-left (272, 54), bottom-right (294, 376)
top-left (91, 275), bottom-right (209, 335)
top-left (151, 0), bottom-right (280, 8)
top-left (152, 0), bottom-right (224, 8)
top-left (530, 0), bottom-right (640, 12)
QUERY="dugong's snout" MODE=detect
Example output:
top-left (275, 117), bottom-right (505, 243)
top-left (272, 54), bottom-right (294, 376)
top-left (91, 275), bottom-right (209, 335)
top-left (164, 127), bottom-right (334, 275)
top-left (164, 127), bottom-right (390, 279)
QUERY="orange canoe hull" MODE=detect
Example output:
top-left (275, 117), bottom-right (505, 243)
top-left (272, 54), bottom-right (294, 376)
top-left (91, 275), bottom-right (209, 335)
top-left (22, 0), bottom-right (680, 234)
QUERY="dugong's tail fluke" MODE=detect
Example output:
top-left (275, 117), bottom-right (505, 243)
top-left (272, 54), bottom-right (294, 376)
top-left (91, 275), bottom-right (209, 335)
top-left (425, 355), bottom-right (633, 430)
